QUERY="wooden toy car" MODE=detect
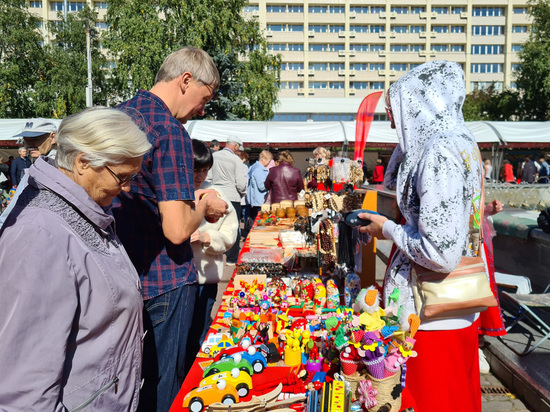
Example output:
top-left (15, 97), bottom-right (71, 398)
top-left (203, 356), bottom-right (253, 378)
top-left (199, 368), bottom-right (253, 398)
top-left (182, 380), bottom-right (239, 412)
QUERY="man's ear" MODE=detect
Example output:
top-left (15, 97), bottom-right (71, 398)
top-left (74, 152), bottom-right (90, 176)
top-left (180, 72), bottom-right (193, 94)
top-left (50, 132), bottom-right (56, 145)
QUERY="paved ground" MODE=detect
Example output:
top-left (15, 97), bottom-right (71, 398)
top-left (212, 237), bottom-right (540, 411)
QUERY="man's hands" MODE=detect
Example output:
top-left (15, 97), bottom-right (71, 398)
top-left (190, 230), bottom-right (211, 246)
top-left (357, 212), bottom-right (389, 239)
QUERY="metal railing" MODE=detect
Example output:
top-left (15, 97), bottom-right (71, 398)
top-left (485, 182), bottom-right (550, 211)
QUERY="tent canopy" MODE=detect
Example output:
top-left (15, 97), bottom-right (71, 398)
top-left (1, 118), bottom-right (549, 148)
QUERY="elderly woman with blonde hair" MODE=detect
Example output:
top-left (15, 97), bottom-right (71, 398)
top-left (0, 107), bottom-right (151, 411)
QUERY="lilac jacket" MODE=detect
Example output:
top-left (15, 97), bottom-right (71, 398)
top-left (0, 157), bottom-right (143, 411)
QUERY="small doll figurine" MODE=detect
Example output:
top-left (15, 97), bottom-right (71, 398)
top-left (383, 337), bottom-right (417, 377)
top-left (313, 281), bottom-right (327, 314)
top-left (344, 272), bottom-right (361, 307)
top-left (326, 279), bottom-right (339, 309)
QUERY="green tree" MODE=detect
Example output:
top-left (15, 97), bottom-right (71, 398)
top-left (463, 86), bottom-right (521, 121)
top-left (104, 0), bottom-right (280, 120)
top-left (35, 6), bottom-right (108, 117)
top-left (516, 0), bottom-right (550, 120)
top-left (0, 0), bottom-right (45, 117)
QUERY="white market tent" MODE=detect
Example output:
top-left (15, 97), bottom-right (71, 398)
top-left (1, 118), bottom-right (549, 148)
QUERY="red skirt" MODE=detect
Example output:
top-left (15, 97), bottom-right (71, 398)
top-left (399, 320), bottom-right (481, 412)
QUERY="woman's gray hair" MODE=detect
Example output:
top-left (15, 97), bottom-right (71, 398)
top-left (154, 46), bottom-right (220, 89)
top-left (55, 106), bottom-right (152, 170)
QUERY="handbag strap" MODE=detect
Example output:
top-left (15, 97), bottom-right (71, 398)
top-left (473, 158), bottom-right (485, 256)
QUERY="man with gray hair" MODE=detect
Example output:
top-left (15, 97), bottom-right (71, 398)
top-left (245, 150), bottom-right (273, 235)
top-left (207, 136), bottom-right (248, 265)
top-left (111, 46), bottom-right (228, 412)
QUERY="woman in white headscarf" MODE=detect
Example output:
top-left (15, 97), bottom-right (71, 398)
top-left (360, 61), bottom-right (483, 412)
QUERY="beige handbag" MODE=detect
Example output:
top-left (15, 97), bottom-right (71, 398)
top-left (411, 166), bottom-right (497, 320)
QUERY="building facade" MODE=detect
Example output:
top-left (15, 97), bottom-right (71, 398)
top-left (26, 0), bottom-right (532, 121)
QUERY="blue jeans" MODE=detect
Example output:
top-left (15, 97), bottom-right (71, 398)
top-left (184, 284), bottom-right (218, 374)
top-left (138, 283), bottom-right (197, 412)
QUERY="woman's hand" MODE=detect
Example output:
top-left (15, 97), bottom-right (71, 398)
top-left (358, 212), bottom-right (388, 239)
top-left (485, 200), bottom-right (503, 216)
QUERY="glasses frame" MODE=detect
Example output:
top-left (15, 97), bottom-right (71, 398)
top-left (104, 165), bottom-right (138, 186)
top-left (195, 77), bottom-right (221, 101)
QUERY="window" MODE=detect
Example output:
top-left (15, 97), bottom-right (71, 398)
top-left (267, 5), bottom-right (285, 12)
top-left (452, 6), bottom-right (465, 14)
top-left (371, 82), bottom-right (384, 90)
top-left (370, 25), bottom-right (385, 33)
top-left (353, 63), bottom-right (368, 71)
top-left (472, 7), bottom-right (504, 17)
top-left (96, 22), bottom-right (108, 29)
top-left (432, 7), bottom-right (448, 14)
top-left (30, 1), bottom-right (42, 7)
top-left (512, 26), bottom-right (528, 33)
top-left (69, 2), bottom-right (85, 11)
top-left (392, 26), bottom-right (408, 33)
top-left (431, 44), bottom-right (448, 52)
top-left (288, 82), bottom-right (302, 89)
top-left (313, 114), bottom-right (353, 121)
top-left (410, 26), bottom-right (425, 33)
top-left (410, 44), bottom-right (425, 52)
top-left (510, 82), bottom-right (517, 89)
top-left (370, 6), bottom-right (385, 14)
top-left (94, 1), bottom-right (108, 9)
top-left (243, 5), bottom-right (259, 12)
top-left (451, 26), bottom-right (465, 33)
top-left (330, 44), bottom-right (345, 52)
top-left (329, 82), bottom-right (344, 89)
top-left (511, 44), bottom-right (523, 52)
top-left (511, 64), bottom-right (521, 72)
top-left (390, 44), bottom-right (408, 52)
top-left (329, 63), bottom-right (345, 70)
top-left (289, 25), bottom-right (303, 32)
top-left (269, 44), bottom-right (286, 51)
top-left (370, 63), bottom-right (384, 70)
top-left (432, 26), bottom-right (448, 33)
top-left (103, 61), bottom-right (116, 69)
top-left (390, 63), bottom-right (407, 71)
top-left (288, 5), bottom-right (303, 13)
top-left (351, 25), bottom-right (368, 33)
top-left (370, 44), bottom-right (385, 52)
top-left (352, 82), bottom-right (368, 89)
top-left (309, 63), bottom-right (328, 71)
top-left (288, 44), bottom-right (304, 51)
top-left (311, 81), bottom-right (328, 89)
top-left (281, 63), bottom-right (303, 71)
top-left (451, 45), bottom-right (464, 52)
top-left (36, 20), bottom-right (43, 28)
top-left (50, 2), bottom-right (63, 11)
top-left (330, 25), bottom-right (345, 33)
top-left (350, 44), bottom-right (369, 52)
top-left (279, 82), bottom-right (288, 89)
top-left (471, 63), bottom-right (503, 73)
top-left (471, 45), bottom-right (502, 55)
top-left (411, 6), bottom-right (425, 14)
top-left (267, 24), bottom-right (284, 32)
top-left (273, 114), bottom-right (307, 121)
top-left (309, 44), bottom-right (327, 52)
top-left (310, 25), bottom-right (327, 33)
top-left (350, 6), bottom-right (369, 14)
top-left (472, 26), bottom-right (503, 35)
top-left (330, 6), bottom-right (344, 13)
top-left (409, 63), bottom-right (421, 69)
top-left (471, 82), bottom-right (503, 92)
top-left (514, 7), bottom-right (528, 14)
top-left (309, 6), bottom-right (327, 13)
top-left (391, 7), bottom-right (408, 14)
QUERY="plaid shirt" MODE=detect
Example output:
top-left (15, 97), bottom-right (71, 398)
top-left (111, 90), bottom-right (197, 300)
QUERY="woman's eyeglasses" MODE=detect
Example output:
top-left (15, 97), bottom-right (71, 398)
top-left (105, 165), bottom-right (139, 185)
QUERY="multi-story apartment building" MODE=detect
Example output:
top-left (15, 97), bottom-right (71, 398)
top-left (26, 0), bottom-right (532, 121)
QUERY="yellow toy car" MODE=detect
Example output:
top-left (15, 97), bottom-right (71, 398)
top-left (199, 367), bottom-right (253, 398)
top-left (182, 380), bottom-right (238, 412)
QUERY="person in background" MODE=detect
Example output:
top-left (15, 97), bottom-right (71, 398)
top-left (359, 61), bottom-right (484, 412)
top-left (111, 46), bottom-right (228, 412)
top-left (266, 151), bottom-right (279, 170)
top-left (0, 107), bottom-right (151, 411)
top-left (210, 139), bottom-right (220, 151)
top-left (520, 156), bottom-right (536, 184)
top-left (0, 118), bottom-right (58, 228)
top-left (483, 158), bottom-right (493, 182)
top-left (245, 150), bottom-right (273, 233)
top-left (207, 136), bottom-right (247, 266)
top-left (537, 156), bottom-right (549, 184)
top-left (10, 147), bottom-right (31, 188)
top-left (372, 158), bottom-right (385, 184)
top-left (500, 159), bottom-right (515, 183)
top-left (265, 150), bottom-right (304, 203)
top-left (237, 150), bottom-right (250, 237)
top-left (184, 139), bottom-right (238, 374)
